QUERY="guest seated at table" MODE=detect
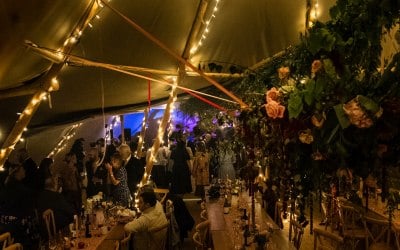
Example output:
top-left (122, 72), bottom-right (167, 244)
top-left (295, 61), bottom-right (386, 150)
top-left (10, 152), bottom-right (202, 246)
top-left (36, 177), bottom-right (74, 236)
top-left (0, 164), bottom-right (39, 248)
top-left (124, 191), bottom-right (168, 250)
top-left (165, 193), bottom-right (195, 242)
top-left (106, 152), bottom-right (131, 207)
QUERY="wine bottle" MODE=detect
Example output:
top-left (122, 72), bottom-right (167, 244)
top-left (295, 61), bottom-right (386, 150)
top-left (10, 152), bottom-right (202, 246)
top-left (397, 192), bottom-right (400, 210)
top-left (241, 209), bottom-right (248, 229)
top-left (223, 195), bottom-right (230, 214)
top-left (85, 214), bottom-right (92, 238)
top-left (243, 224), bottom-right (251, 247)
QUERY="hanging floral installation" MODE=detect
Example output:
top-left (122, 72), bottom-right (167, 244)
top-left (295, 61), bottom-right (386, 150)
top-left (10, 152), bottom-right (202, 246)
top-left (180, 0), bottom-right (400, 222)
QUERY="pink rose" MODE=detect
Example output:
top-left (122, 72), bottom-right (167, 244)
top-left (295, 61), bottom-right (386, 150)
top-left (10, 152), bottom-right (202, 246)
top-left (278, 67), bottom-right (290, 80)
top-left (265, 87), bottom-right (281, 103)
top-left (343, 98), bottom-right (374, 128)
top-left (265, 101), bottom-right (285, 119)
top-left (311, 60), bottom-right (323, 74)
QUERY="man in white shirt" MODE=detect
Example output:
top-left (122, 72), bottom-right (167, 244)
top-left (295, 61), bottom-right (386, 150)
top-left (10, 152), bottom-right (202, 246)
top-left (124, 191), bottom-right (168, 250)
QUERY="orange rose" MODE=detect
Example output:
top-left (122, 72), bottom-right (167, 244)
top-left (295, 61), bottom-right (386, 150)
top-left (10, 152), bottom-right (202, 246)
top-left (265, 87), bottom-right (280, 103)
top-left (312, 151), bottom-right (325, 160)
top-left (265, 101), bottom-right (285, 119)
top-left (311, 60), bottom-right (323, 74)
top-left (278, 67), bottom-right (290, 80)
top-left (311, 113), bottom-right (325, 128)
top-left (299, 129), bottom-right (314, 144)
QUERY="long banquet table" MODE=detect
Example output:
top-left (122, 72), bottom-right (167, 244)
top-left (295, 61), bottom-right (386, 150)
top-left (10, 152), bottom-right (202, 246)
top-left (69, 223), bottom-right (125, 250)
top-left (206, 190), bottom-right (295, 250)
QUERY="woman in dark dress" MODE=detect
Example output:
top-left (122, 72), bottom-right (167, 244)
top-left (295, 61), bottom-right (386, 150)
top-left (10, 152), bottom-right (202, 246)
top-left (170, 139), bottom-right (192, 195)
top-left (37, 157), bottom-right (54, 190)
top-left (105, 152), bottom-right (130, 207)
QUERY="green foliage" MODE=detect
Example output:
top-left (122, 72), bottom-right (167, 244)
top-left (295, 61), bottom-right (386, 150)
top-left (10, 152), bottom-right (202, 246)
top-left (179, 0), bottom-right (400, 198)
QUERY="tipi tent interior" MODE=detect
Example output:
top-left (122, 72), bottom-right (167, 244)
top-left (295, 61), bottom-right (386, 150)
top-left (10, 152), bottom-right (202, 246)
top-left (0, 0), bottom-right (336, 164)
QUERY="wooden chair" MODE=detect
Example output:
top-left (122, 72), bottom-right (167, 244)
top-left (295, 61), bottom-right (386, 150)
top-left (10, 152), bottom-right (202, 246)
top-left (200, 200), bottom-right (206, 211)
top-left (148, 222), bottom-right (169, 250)
top-left (195, 220), bottom-right (210, 249)
top-left (3, 243), bottom-right (23, 250)
top-left (337, 204), bottom-right (368, 250)
top-left (42, 209), bottom-right (57, 240)
top-left (114, 240), bottom-right (120, 250)
top-left (392, 223), bottom-right (400, 250)
top-left (192, 231), bottom-right (203, 250)
top-left (0, 232), bottom-right (13, 249)
top-left (313, 228), bottom-right (344, 250)
top-left (289, 218), bottom-right (304, 250)
top-left (119, 232), bottom-right (131, 250)
top-left (364, 216), bottom-right (394, 250)
top-left (165, 199), bottom-right (174, 219)
top-left (200, 209), bottom-right (208, 221)
top-left (154, 188), bottom-right (169, 205)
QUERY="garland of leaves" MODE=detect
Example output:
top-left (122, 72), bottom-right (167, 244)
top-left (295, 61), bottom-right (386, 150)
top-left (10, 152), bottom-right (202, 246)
top-left (180, 0), bottom-right (400, 222)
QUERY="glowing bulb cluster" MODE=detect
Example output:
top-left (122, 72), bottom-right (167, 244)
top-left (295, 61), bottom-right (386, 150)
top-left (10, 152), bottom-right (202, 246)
top-left (190, 0), bottom-right (221, 55)
top-left (47, 123), bottom-right (82, 158)
top-left (308, 0), bottom-right (319, 28)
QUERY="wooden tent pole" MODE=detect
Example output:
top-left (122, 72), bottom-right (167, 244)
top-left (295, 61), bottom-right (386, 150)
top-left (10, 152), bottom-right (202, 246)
top-left (101, 0), bottom-right (248, 109)
top-left (0, 66), bottom-right (62, 168)
top-left (25, 44), bottom-right (238, 105)
top-left (138, 71), bottom-right (180, 186)
top-left (0, 1), bottom-right (100, 168)
top-left (138, 0), bottom-right (210, 186)
top-left (135, 107), bottom-right (149, 159)
top-left (249, 50), bottom-right (286, 71)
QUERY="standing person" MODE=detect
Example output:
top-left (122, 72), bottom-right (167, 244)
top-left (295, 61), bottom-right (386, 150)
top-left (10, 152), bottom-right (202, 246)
top-left (37, 157), bottom-right (54, 190)
top-left (218, 139), bottom-right (236, 180)
top-left (146, 141), bottom-right (169, 188)
top-left (119, 144), bottom-right (144, 196)
top-left (170, 137), bottom-right (192, 196)
top-left (59, 152), bottom-right (82, 213)
top-left (86, 147), bottom-right (107, 197)
top-left (192, 141), bottom-right (210, 201)
top-left (16, 148), bottom-right (38, 190)
top-left (105, 152), bottom-right (130, 207)
top-left (124, 191), bottom-right (168, 250)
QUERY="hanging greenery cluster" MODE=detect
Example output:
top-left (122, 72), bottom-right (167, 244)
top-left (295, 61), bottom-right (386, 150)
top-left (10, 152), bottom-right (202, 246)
top-left (181, 1), bottom-right (400, 213)
top-left (235, 0), bottom-right (400, 203)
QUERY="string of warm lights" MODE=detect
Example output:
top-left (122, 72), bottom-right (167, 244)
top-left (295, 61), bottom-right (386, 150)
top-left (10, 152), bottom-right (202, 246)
top-left (307, 0), bottom-right (319, 29)
top-left (135, 108), bottom-right (149, 159)
top-left (0, 79), bottom-right (60, 170)
top-left (134, 77), bottom-right (178, 207)
top-left (0, 1), bottom-right (101, 169)
top-left (47, 123), bottom-right (83, 158)
top-left (190, 0), bottom-right (222, 55)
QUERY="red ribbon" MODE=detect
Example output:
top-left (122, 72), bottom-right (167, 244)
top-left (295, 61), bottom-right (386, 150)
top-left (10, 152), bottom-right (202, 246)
top-left (184, 89), bottom-right (226, 111)
top-left (148, 79), bottom-right (151, 108)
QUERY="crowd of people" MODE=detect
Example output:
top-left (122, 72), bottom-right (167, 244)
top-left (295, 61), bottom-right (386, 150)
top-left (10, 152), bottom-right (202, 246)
top-left (0, 125), bottom-right (240, 248)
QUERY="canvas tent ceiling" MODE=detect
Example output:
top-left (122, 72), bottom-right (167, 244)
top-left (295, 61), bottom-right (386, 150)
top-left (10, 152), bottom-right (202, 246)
top-left (0, 0), bottom-right (335, 148)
